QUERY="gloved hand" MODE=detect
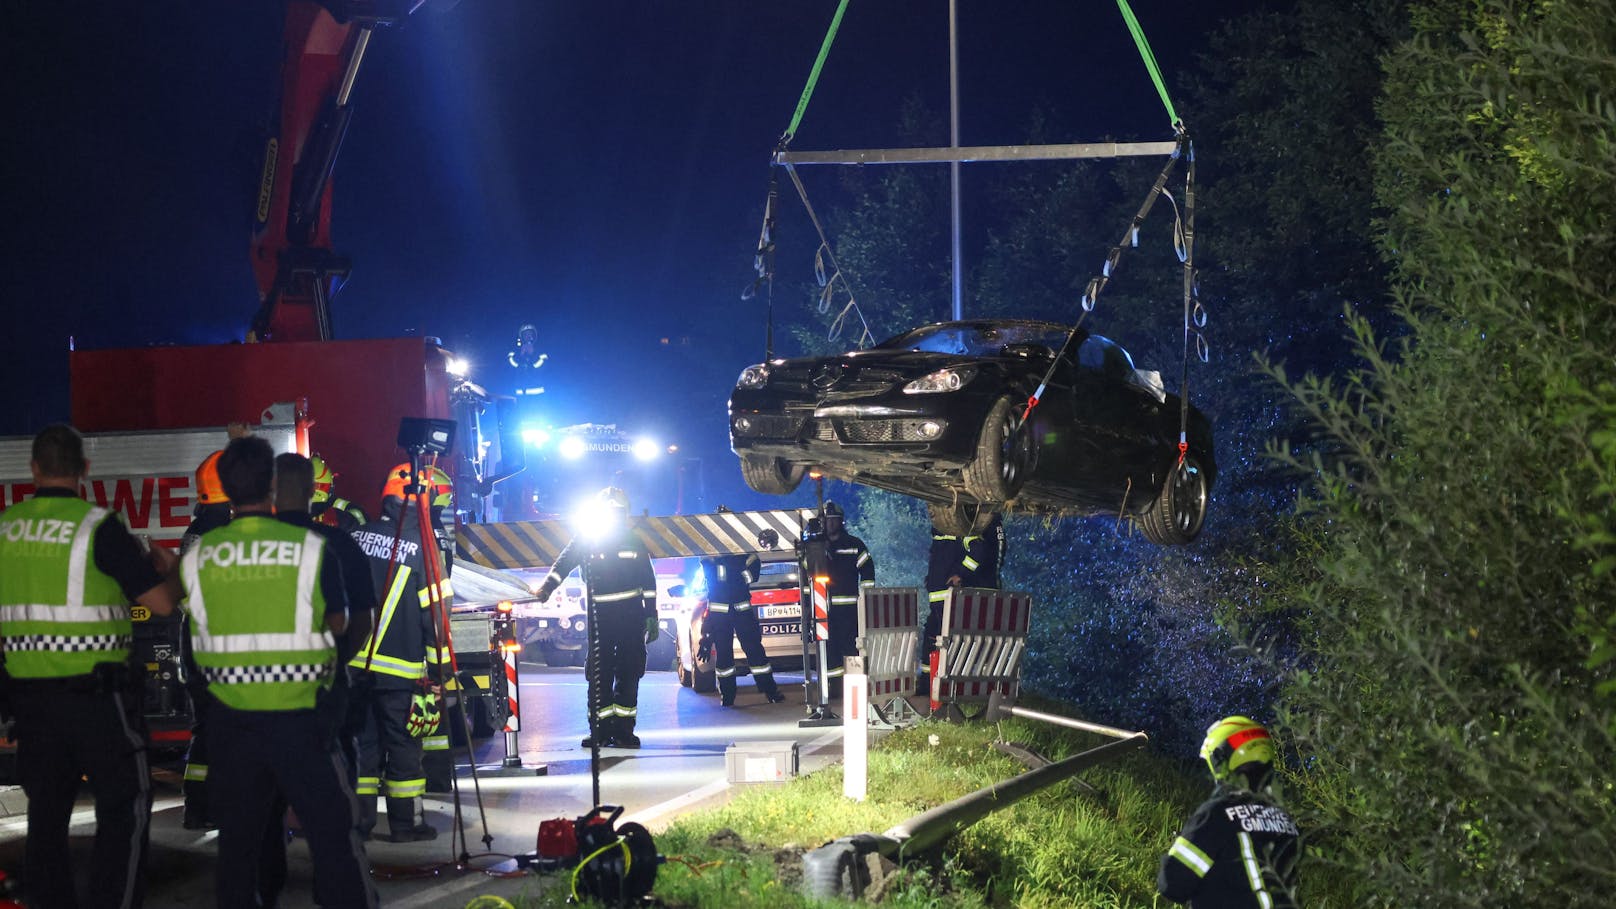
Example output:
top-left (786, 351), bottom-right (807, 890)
top-left (535, 581), bottom-right (555, 604)
top-left (644, 617), bottom-right (660, 646)
top-left (406, 690), bottom-right (441, 738)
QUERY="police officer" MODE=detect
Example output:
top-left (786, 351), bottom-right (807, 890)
top-left (699, 529), bottom-right (786, 708)
top-left (1158, 716), bottom-right (1302, 909)
top-left (819, 501), bottom-right (874, 691)
top-left (180, 448), bottom-right (234, 829)
top-left (917, 513), bottom-right (1005, 695)
top-left (345, 463), bottom-right (452, 842)
top-left (274, 453), bottom-right (379, 788)
top-left (311, 455), bottom-right (368, 532)
top-left (535, 487), bottom-right (657, 749)
top-left (181, 437), bottom-right (376, 909)
top-left (0, 423), bottom-right (180, 909)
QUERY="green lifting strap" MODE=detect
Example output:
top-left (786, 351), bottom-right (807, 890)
top-left (1114, 0), bottom-right (1180, 128)
top-left (780, 0), bottom-right (852, 147)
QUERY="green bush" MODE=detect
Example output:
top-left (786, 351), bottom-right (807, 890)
top-left (1270, 2), bottom-right (1616, 905)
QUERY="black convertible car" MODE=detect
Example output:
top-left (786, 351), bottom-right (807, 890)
top-left (728, 319), bottom-right (1215, 543)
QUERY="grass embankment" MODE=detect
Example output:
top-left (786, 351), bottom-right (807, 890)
top-left (518, 716), bottom-right (1231, 908)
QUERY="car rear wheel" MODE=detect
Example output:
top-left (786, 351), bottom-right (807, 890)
top-left (928, 501), bottom-right (998, 536)
top-left (740, 455), bottom-right (806, 495)
top-left (963, 397), bottom-right (1033, 502)
top-left (1138, 454), bottom-right (1209, 545)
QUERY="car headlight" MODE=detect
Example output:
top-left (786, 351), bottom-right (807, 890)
top-left (903, 366), bottom-right (978, 394)
top-left (737, 364), bottom-right (770, 388)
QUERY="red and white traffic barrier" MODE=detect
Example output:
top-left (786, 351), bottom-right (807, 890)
top-left (856, 587), bottom-right (921, 699)
top-left (931, 588), bottom-right (1032, 713)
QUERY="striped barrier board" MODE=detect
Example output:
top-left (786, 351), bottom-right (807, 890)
top-left (934, 588), bottom-right (1033, 706)
top-left (857, 588), bottom-right (920, 699)
top-left (459, 509), bottom-right (808, 570)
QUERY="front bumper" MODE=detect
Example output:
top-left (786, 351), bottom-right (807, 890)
top-left (729, 389), bottom-right (993, 469)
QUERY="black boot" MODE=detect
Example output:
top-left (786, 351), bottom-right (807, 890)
top-left (614, 718), bottom-right (641, 749)
top-left (581, 716), bottom-right (615, 749)
top-left (756, 673), bottom-right (785, 704)
top-left (718, 674), bottom-right (737, 707)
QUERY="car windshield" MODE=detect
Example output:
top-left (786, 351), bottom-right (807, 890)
top-left (873, 321), bottom-right (1072, 357)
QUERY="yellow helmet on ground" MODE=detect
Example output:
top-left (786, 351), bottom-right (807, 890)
top-left (1200, 715), bottom-right (1275, 784)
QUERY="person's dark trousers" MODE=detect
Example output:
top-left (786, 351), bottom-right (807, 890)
top-left (355, 686), bottom-right (423, 835)
top-left (733, 609), bottom-right (781, 699)
top-left (181, 618), bottom-right (214, 828)
top-left (588, 606), bottom-right (647, 738)
top-left (209, 705), bottom-right (376, 909)
top-left (709, 609), bottom-right (739, 704)
top-left (13, 676), bottom-right (152, 909)
top-left (825, 603), bottom-right (859, 696)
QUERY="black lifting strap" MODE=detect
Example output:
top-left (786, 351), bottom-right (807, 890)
top-left (1021, 134), bottom-right (1189, 426)
top-left (742, 164), bottom-right (781, 361)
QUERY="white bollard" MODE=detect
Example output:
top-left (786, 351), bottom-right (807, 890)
top-left (843, 656), bottom-right (867, 801)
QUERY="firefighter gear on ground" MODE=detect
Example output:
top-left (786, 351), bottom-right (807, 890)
top-left (918, 513), bottom-right (1005, 690)
top-left (181, 513), bottom-right (377, 909)
top-left (816, 502), bottom-right (875, 683)
top-left (536, 488), bottom-right (655, 749)
top-left (349, 499), bottom-right (449, 841)
top-left (700, 553), bottom-right (784, 706)
top-left (1158, 718), bottom-right (1301, 908)
top-left (0, 487), bottom-right (165, 909)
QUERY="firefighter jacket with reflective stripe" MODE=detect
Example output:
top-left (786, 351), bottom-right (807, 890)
top-left (924, 517), bottom-right (1004, 600)
top-left (314, 497), bottom-right (367, 532)
top-left (181, 516), bottom-right (337, 711)
top-left (701, 553), bottom-right (759, 607)
top-left (823, 532), bottom-right (874, 606)
top-left (0, 496), bottom-right (132, 678)
top-left (540, 531), bottom-right (655, 621)
top-left (349, 517), bottom-right (448, 687)
top-left (1158, 784), bottom-right (1302, 909)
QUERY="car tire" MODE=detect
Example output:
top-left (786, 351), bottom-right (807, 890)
top-left (688, 631), bottom-right (717, 693)
top-left (928, 501), bottom-right (998, 536)
top-left (963, 397), bottom-right (1032, 503)
top-left (740, 455), bottom-right (806, 496)
top-left (1138, 454), bottom-right (1210, 545)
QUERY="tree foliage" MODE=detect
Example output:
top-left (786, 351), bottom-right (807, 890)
top-left (1270, 1), bottom-right (1616, 904)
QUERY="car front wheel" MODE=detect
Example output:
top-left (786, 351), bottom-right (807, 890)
top-left (740, 455), bottom-right (806, 495)
top-left (963, 397), bottom-right (1033, 503)
top-left (1138, 454), bottom-right (1209, 545)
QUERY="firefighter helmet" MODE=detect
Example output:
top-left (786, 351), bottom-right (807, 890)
top-left (597, 486), bottom-right (629, 510)
top-left (310, 455), bottom-right (335, 504)
top-left (822, 500), bottom-right (843, 517)
top-left (1200, 715), bottom-right (1275, 784)
top-left (382, 463), bottom-right (453, 508)
top-left (196, 451), bottom-right (227, 505)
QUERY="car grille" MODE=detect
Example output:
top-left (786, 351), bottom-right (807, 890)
top-left (840, 419), bottom-right (948, 443)
top-left (765, 365), bottom-right (907, 397)
top-left (732, 414), bottom-right (806, 439)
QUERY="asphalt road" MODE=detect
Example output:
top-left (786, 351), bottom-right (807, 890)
top-left (0, 663), bottom-right (849, 908)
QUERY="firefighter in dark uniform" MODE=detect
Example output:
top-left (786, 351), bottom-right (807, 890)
top-left (182, 437), bottom-right (375, 909)
top-left (345, 463), bottom-right (451, 842)
top-left (180, 448), bottom-right (233, 829)
top-left (917, 512), bottom-right (1005, 694)
top-left (535, 487), bottom-right (657, 749)
top-left (1159, 716), bottom-right (1302, 909)
top-left (819, 501), bottom-right (875, 690)
top-left (0, 423), bottom-right (180, 909)
top-left (273, 453), bottom-right (379, 790)
top-left (311, 454), bottom-right (368, 532)
top-left (699, 528), bottom-right (786, 708)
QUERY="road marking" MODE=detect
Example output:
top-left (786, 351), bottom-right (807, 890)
top-left (388, 870), bottom-right (511, 909)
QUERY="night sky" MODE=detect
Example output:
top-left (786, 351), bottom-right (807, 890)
top-left (7, 0), bottom-right (1270, 511)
